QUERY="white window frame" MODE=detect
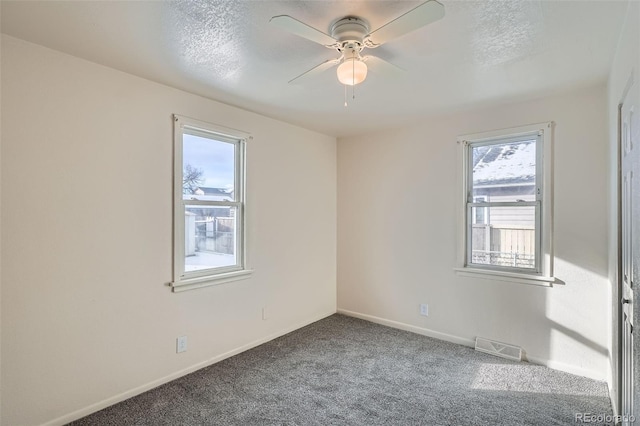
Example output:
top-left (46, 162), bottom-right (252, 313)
top-left (171, 115), bottom-right (252, 292)
top-left (455, 122), bottom-right (556, 287)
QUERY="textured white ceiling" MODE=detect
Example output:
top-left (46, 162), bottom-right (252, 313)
top-left (1, 0), bottom-right (628, 137)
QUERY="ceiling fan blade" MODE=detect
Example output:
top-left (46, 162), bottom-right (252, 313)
top-left (270, 15), bottom-right (338, 47)
top-left (366, 0), bottom-right (445, 47)
top-left (289, 58), bottom-right (340, 84)
top-left (361, 55), bottom-right (405, 77)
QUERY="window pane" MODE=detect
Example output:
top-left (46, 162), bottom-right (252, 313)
top-left (473, 197), bottom-right (486, 224)
top-left (183, 133), bottom-right (235, 201)
top-left (184, 205), bottom-right (237, 272)
top-left (472, 139), bottom-right (536, 202)
top-left (470, 205), bottom-right (535, 269)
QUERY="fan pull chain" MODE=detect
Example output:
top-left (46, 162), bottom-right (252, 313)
top-left (344, 84), bottom-right (347, 107)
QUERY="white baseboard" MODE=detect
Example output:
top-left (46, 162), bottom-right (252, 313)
top-left (603, 360), bottom-right (618, 417)
top-left (608, 380), bottom-right (619, 418)
top-left (336, 308), bottom-right (475, 347)
top-left (337, 308), bottom-right (607, 382)
top-left (41, 311), bottom-right (335, 426)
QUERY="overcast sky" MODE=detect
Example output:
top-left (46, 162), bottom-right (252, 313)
top-left (183, 134), bottom-right (234, 189)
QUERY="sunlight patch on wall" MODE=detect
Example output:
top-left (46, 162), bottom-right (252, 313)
top-left (544, 258), bottom-right (609, 353)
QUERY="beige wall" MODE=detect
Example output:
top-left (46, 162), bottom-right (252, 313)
top-left (0, 35), bottom-right (337, 426)
top-left (338, 86), bottom-right (610, 381)
top-left (607, 0), bottom-right (640, 414)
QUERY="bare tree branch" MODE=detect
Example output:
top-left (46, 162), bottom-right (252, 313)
top-left (183, 164), bottom-right (204, 194)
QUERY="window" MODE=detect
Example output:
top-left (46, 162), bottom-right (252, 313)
top-left (172, 115), bottom-right (251, 292)
top-left (473, 196), bottom-right (487, 225)
top-left (456, 122), bottom-right (555, 286)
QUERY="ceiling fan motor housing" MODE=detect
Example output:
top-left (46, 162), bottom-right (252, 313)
top-left (331, 17), bottom-right (369, 47)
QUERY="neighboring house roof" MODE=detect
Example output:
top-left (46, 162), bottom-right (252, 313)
top-left (473, 141), bottom-right (536, 186)
top-left (196, 187), bottom-right (233, 196)
top-left (190, 187), bottom-right (233, 202)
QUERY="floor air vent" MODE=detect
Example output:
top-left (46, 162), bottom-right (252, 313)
top-left (475, 337), bottom-right (522, 361)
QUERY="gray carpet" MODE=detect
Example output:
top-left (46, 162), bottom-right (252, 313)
top-left (71, 314), bottom-right (612, 425)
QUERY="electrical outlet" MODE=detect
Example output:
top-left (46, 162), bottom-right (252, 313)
top-left (176, 336), bottom-right (187, 353)
top-left (419, 303), bottom-right (429, 317)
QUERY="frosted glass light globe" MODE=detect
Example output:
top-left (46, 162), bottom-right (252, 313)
top-left (337, 59), bottom-right (367, 86)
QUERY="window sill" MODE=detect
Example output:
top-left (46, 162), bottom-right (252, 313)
top-left (454, 267), bottom-right (561, 287)
top-left (171, 269), bottom-right (253, 292)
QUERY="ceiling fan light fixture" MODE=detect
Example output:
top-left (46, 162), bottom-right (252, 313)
top-left (337, 58), bottom-right (367, 86)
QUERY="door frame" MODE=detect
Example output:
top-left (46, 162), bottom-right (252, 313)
top-left (618, 70), bottom-right (635, 419)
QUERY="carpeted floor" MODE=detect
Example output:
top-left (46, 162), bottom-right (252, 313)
top-left (71, 314), bottom-right (612, 425)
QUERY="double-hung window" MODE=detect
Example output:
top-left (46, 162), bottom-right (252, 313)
top-left (456, 122), bottom-right (555, 286)
top-left (172, 115), bottom-right (251, 292)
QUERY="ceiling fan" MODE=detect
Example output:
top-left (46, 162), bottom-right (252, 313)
top-left (269, 1), bottom-right (445, 87)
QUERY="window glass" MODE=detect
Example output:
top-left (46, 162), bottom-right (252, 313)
top-left (470, 205), bottom-right (535, 269)
top-left (184, 205), bottom-right (237, 272)
top-left (472, 139), bottom-right (536, 203)
top-left (182, 133), bottom-right (235, 201)
top-left (473, 197), bottom-right (486, 224)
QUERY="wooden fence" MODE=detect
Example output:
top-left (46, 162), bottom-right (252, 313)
top-left (196, 216), bottom-right (235, 255)
top-left (471, 224), bottom-right (535, 268)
